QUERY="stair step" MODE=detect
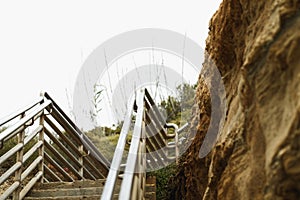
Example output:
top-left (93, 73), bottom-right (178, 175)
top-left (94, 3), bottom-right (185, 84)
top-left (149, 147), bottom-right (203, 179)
top-left (145, 176), bottom-right (156, 200)
top-left (145, 192), bottom-right (156, 200)
top-left (24, 195), bottom-right (101, 200)
top-left (145, 183), bottom-right (156, 192)
top-left (24, 178), bottom-right (155, 200)
top-left (27, 187), bottom-right (103, 197)
top-left (24, 194), bottom-right (119, 200)
top-left (32, 179), bottom-right (106, 190)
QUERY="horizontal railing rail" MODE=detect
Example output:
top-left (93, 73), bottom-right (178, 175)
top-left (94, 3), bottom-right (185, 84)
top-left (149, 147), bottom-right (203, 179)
top-left (44, 92), bottom-right (111, 168)
top-left (144, 89), bottom-right (179, 168)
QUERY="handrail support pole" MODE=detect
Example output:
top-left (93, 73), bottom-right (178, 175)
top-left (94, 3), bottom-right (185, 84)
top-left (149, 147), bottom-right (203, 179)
top-left (79, 144), bottom-right (84, 179)
top-left (38, 109), bottom-right (45, 183)
top-left (13, 112), bottom-right (25, 200)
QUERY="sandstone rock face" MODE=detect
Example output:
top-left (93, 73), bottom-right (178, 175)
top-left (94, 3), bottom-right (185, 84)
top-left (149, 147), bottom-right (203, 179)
top-left (169, 1), bottom-right (300, 199)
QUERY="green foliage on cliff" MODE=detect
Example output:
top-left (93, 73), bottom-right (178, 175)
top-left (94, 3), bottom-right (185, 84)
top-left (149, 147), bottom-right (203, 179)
top-left (159, 83), bottom-right (196, 124)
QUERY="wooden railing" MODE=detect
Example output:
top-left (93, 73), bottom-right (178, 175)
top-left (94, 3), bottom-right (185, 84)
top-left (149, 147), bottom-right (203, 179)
top-left (0, 93), bottom-right (109, 200)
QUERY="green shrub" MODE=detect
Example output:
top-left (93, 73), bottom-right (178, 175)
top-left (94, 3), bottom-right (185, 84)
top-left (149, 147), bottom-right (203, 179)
top-left (0, 127), bottom-right (39, 169)
top-left (148, 163), bottom-right (177, 200)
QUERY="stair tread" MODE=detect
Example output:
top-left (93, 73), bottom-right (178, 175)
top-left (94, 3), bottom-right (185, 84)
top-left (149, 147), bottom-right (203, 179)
top-left (24, 195), bottom-right (101, 200)
top-left (33, 179), bottom-right (106, 190)
top-left (24, 194), bottom-right (119, 200)
top-left (28, 187), bottom-right (103, 197)
top-left (25, 177), bottom-right (155, 200)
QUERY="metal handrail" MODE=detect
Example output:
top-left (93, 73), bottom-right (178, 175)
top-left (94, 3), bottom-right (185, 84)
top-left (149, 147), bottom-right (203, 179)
top-left (101, 97), bottom-right (135, 200)
top-left (102, 88), bottom-right (180, 200)
top-left (0, 97), bottom-right (44, 127)
top-left (119, 89), bottom-right (146, 200)
top-left (0, 100), bottom-right (52, 148)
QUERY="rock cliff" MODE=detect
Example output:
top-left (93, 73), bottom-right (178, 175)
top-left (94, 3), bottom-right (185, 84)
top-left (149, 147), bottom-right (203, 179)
top-left (169, 1), bottom-right (300, 199)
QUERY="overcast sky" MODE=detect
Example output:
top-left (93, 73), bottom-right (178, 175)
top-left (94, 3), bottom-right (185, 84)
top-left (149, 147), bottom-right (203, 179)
top-left (0, 0), bottom-right (222, 120)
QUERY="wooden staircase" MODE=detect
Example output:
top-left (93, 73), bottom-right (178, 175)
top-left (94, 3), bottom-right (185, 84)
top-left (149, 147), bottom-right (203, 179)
top-left (0, 89), bottom-right (177, 200)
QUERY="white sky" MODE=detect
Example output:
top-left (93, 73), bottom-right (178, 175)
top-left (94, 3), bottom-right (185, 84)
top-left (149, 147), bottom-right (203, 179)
top-left (0, 0), bottom-right (222, 120)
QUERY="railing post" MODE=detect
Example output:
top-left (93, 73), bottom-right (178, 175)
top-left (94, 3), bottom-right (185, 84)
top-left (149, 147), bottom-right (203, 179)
top-left (78, 144), bottom-right (84, 179)
top-left (13, 112), bottom-right (25, 200)
top-left (175, 129), bottom-right (179, 164)
top-left (38, 94), bottom-right (45, 183)
top-left (165, 123), bottom-right (179, 164)
top-left (141, 112), bottom-right (146, 200)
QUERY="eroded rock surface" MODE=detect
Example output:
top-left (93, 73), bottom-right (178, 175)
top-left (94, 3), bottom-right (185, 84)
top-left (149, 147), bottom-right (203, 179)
top-left (169, 1), bottom-right (300, 199)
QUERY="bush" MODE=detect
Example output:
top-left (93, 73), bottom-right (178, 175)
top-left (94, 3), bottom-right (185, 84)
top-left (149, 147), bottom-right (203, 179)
top-left (0, 127), bottom-right (39, 169)
top-left (148, 163), bottom-right (177, 200)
